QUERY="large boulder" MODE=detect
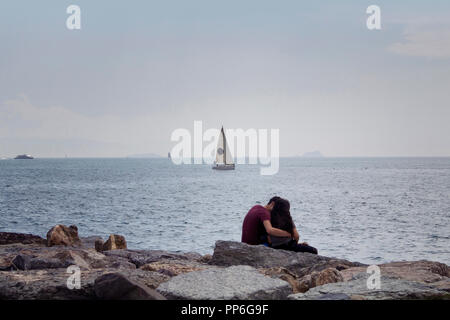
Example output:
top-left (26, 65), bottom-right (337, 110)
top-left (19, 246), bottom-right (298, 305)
top-left (289, 273), bottom-right (450, 300)
top-left (0, 232), bottom-right (46, 246)
top-left (94, 273), bottom-right (166, 300)
top-left (209, 241), bottom-right (362, 277)
top-left (157, 265), bottom-right (292, 300)
top-left (101, 234), bottom-right (127, 251)
top-left (46, 225), bottom-right (81, 247)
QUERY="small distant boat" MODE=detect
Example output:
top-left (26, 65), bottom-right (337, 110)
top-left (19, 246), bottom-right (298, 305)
top-left (168, 152), bottom-right (171, 160)
top-left (14, 154), bottom-right (34, 160)
top-left (212, 126), bottom-right (235, 170)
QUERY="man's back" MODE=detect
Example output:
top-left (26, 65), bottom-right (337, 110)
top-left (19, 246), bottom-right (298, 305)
top-left (241, 205), bottom-right (270, 245)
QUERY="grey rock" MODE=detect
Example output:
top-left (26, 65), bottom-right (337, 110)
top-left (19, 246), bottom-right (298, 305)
top-left (125, 268), bottom-right (170, 289)
top-left (95, 239), bottom-right (104, 252)
top-left (296, 267), bottom-right (344, 293)
top-left (104, 249), bottom-right (203, 268)
top-left (0, 243), bottom-right (34, 270)
top-left (0, 232), bottom-right (46, 246)
top-left (181, 251), bottom-right (203, 261)
top-left (140, 258), bottom-right (212, 277)
top-left (80, 236), bottom-right (103, 249)
top-left (0, 267), bottom-right (169, 300)
top-left (316, 293), bottom-right (351, 300)
top-left (340, 260), bottom-right (450, 292)
top-left (11, 254), bottom-right (32, 270)
top-left (0, 268), bottom-right (103, 299)
top-left (11, 253), bottom-right (72, 270)
top-left (288, 274), bottom-right (450, 300)
top-left (94, 273), bottom-right (166, 300)
top-left (157, 265), bottom-right (292, 300)
top-left (210, 241), bottom-right (362, 277)
top-left (3, 245), bottom-right (135, 271)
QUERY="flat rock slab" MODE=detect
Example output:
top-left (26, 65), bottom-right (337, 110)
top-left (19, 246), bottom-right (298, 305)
top-left (288, 274), bottom-right (450, 300)
top-left (341, 260), bottom-right (450, 285)
top-left (157, 265), bottom-right (291, 300)
top-left (209, 241), bottom-right (362, 277)
top-left (140, 258), bottom-right (210, 277)
top-left (104, 249), bottom-right (202, 268)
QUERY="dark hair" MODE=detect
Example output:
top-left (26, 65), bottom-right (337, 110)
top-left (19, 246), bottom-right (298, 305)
top-left (270, 198), bottom-right (294, 234)
top-left (268, 196), bottom-right (281, 205)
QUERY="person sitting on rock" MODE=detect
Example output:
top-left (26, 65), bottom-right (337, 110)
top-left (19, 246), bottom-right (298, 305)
top-left (241, 196), bottom-right (292, 245)
top-left (269, 197), bottom-right (318, 254)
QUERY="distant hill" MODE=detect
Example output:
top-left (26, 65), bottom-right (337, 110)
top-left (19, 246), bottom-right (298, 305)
top-left (127, 153), bottom-right (163, 158)
top-left (301, 151), bottom-right (324, 158)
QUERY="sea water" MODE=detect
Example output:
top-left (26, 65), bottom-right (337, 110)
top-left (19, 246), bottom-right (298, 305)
top-left (0, 157), bottom-right (449, 264)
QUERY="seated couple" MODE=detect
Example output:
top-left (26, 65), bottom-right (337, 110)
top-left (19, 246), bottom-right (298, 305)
top-left (241, 196), bottom-right (318, 254)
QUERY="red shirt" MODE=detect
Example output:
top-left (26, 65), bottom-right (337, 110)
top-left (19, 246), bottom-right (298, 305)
top-left (241, 205), bottom-right (271, 245)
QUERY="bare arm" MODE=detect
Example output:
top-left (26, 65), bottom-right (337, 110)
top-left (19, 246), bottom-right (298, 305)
top-left (292, 227), bottom-right (309, 245)
top-left (263, 220), bottom-right (292, 238)
top-left (292, 227), bottom-right (300, 242)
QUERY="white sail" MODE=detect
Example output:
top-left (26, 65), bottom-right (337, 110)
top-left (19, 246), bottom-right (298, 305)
top-left (224, 129), bottom-right (234, 165)
top-left (215, 127), bottom-right (234, 165)
top-left (215, 128), bottom-right (225, 164)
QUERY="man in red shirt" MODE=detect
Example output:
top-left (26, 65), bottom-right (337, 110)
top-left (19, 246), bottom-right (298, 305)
top-left (242, 196), bottom-right (292, 245)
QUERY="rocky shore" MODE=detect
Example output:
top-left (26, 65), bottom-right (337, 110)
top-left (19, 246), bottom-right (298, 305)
top-left (0, 225), bottom-right (449, 300)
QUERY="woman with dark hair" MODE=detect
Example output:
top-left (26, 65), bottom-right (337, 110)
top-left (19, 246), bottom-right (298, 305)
top-left (269, 198), bottom-right (318, 254)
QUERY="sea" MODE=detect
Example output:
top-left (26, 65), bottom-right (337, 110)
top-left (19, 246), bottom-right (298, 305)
top-left (0, 157), bottom-right (449, 265)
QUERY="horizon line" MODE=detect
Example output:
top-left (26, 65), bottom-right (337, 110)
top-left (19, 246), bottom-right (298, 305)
top-left (2, 155), bottom-right (450, 159)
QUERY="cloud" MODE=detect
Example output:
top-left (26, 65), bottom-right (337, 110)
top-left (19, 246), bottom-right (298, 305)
top-left (388, 29), bottom-right (450, 59)
top-left (0, 96), bottom-right (171, 157)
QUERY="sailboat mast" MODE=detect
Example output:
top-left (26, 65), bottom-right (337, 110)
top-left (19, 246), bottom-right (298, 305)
top-left (222, 127), bottom-right (227, 165)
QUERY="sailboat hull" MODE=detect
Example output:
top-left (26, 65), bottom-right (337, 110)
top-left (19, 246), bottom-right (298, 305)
top-left (212, 164), bottom-right (235, 170)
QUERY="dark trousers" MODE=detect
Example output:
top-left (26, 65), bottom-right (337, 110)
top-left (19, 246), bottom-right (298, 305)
top-left (272, 240), bottom-right (318, 254)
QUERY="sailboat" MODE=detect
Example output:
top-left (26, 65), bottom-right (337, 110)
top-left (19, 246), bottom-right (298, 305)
top-left (212, 126), bottom-right (235, 170)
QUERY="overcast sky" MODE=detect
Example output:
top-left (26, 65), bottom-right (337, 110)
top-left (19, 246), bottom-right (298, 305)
top-left (1, 0), bottom-right (449, 157)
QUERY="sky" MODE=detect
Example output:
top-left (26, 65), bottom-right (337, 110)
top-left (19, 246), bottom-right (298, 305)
top-left (0, 0), bottom-right (449, 157)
